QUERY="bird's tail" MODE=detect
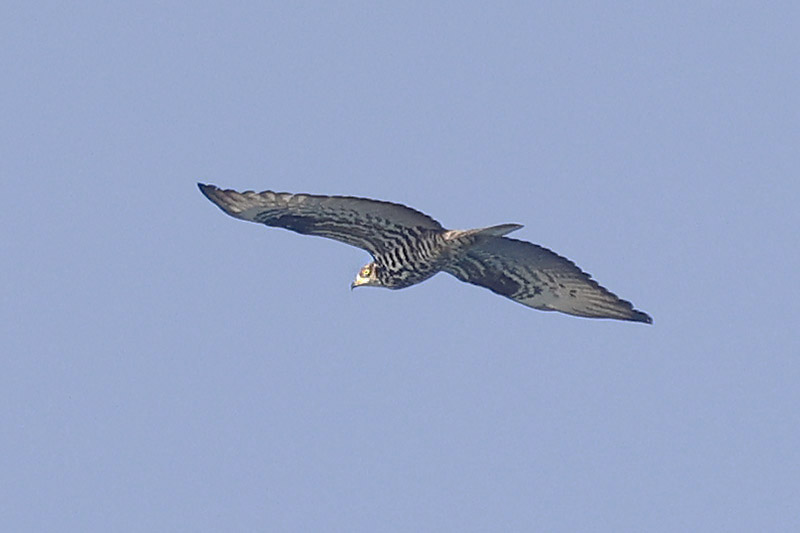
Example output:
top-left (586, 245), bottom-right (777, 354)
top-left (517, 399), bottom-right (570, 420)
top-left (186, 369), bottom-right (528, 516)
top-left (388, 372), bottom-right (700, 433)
top-left (474, 223), bottom-right (523, 237)
top-left (443, 224), bottom-right (523, 241)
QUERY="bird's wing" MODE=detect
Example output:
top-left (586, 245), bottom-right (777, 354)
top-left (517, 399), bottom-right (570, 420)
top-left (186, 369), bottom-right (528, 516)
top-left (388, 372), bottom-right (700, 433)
top-left (199, 183), bottom-right (443, 255)
top-left (443, 236), bottom-right (652, 323)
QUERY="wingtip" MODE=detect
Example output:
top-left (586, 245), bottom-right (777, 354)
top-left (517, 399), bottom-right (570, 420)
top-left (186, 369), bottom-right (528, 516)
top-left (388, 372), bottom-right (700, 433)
top-left (632, 310), bottom-right (653, 324)
top-left (197, 182), bottom-right (218, 199)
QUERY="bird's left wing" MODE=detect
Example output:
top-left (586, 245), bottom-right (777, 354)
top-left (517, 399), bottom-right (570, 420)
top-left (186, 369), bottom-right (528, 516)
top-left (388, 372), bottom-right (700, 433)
top-left (198, 183), bottom-right (443, 255)
top-left (443, 236), bottom-right (652, 323)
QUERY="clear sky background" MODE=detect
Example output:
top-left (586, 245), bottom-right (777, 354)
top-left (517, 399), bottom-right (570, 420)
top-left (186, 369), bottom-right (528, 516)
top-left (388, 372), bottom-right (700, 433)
top-left (2, 2), bottom-right (798, 531)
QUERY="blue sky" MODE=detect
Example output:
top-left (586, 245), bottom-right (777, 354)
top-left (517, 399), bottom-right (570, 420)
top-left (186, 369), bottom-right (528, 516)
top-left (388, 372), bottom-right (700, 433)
top-left (2, 2), bottom-right (798, 531)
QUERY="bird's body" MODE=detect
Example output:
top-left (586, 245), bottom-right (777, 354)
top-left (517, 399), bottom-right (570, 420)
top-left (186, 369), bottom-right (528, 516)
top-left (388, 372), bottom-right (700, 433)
top-left (365, 226), bottom-right (450, 289)
top-left (199, 183), bottom-right (652, 323)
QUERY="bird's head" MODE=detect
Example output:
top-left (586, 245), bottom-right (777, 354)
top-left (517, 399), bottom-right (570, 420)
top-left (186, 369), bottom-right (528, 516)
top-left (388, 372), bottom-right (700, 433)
top-left (351, 262), bottom-right (380, 289)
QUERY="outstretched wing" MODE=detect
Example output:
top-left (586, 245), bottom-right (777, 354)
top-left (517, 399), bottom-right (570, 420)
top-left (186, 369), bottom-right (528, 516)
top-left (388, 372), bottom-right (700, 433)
top-left (198, 183), bottom-right (443, 256)
top-left (443, 236), bottom-right (652, 323)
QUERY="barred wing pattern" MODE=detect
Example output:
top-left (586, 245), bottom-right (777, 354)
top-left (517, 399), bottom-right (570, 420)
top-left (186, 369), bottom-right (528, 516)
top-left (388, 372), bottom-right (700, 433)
top-left (444, 236), bottom-right (652, 323)
top-left (200, 183), bottom-right (651, 323)
top-left (198, 184), bottom-right (443, 255)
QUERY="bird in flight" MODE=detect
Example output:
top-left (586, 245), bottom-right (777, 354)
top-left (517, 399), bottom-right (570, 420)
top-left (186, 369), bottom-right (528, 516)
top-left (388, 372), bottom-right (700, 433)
top-left (199, 184), bottom-right (651, 323)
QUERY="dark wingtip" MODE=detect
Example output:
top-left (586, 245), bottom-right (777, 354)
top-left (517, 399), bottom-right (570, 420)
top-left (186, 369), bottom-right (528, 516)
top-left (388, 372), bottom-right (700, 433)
top-left (197, 182), bottom-right (217, 199)
top-left (631, 309), bottom-right (653, 324)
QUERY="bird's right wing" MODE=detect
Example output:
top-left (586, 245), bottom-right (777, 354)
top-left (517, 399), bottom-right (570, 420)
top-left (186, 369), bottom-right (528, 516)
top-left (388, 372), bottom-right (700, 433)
top-left (443, 236), bottom-right (652, 323)
top-left (198, 184), bottom-right (444, 256)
